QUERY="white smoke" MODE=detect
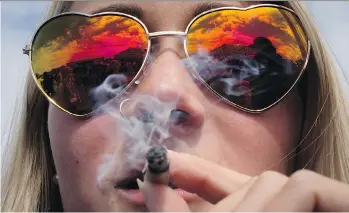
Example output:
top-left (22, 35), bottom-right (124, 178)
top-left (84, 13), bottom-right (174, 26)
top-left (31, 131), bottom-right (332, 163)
top-left (182, 47), bottom-right (261, 97)
top-left (91, 75), bottom-right (180, 194)
top-left (92, 46), bottom-right (287, 196)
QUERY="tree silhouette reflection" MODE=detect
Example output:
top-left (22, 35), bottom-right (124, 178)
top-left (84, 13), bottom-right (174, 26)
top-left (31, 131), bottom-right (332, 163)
top-left (38, 48), bottom-right (146, 114)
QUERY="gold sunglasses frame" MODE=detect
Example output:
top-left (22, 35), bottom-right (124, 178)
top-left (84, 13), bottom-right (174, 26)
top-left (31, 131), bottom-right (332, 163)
top-left (23, 3), bottom-right (311, 117)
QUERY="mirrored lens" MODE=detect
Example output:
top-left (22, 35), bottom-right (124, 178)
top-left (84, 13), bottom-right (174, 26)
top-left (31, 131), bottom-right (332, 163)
top-left (187, 7), bottom-right (308, 110)
top-left (31, 14), bottom-right (148, 115)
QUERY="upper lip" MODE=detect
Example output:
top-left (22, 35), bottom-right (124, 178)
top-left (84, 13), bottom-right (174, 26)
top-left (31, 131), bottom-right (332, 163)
top-left (114, 170), bottom-right (178, 190)
top-left (114, 170), bottom-right (144, 189)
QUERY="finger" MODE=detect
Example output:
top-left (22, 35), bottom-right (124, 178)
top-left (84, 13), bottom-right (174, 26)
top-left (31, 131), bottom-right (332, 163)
top-left (233, 171), bottom-right (288, 211)
top-left (137, 179), bottom-right (191, 212)
top-left (167, 150), bottom-right (251, 204)
top-left (211, 177), bottom-right (257, 212)
top-left (264, 170), bottom-right (349, 212)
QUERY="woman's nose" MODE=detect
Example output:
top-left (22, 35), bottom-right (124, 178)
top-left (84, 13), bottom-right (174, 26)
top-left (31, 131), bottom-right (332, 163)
top-left (132, 49), bottom-right (205, 130)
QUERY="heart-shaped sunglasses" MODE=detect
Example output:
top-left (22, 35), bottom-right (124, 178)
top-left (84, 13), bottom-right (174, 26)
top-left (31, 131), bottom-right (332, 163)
top-left (23, 4), bottom-right (310, 116)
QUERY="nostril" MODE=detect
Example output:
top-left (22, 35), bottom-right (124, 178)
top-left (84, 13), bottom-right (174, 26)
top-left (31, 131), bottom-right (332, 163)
top-left (170, 109), bottom-right (190, 125)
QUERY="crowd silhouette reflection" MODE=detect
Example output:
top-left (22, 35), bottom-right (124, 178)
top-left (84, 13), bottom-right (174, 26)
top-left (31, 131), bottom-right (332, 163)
top-left (207, 37), bottom-right (304, 110)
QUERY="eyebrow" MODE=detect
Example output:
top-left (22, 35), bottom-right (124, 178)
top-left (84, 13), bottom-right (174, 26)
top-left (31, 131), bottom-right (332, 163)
top-left (90, 3), bottom-right (143, 19)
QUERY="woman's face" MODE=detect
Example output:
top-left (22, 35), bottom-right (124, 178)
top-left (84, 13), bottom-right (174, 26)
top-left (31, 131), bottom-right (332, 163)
top-left (48, 1), bottom-right (304, 211)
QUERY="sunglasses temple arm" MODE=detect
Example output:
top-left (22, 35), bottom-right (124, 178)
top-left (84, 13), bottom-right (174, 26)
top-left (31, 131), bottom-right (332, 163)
top-left (23, 44), bottom-right (31, 56)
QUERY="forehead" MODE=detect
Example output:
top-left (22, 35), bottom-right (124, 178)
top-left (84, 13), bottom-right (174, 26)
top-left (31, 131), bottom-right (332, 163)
top-left (68, 1), bottom-right (262, 30)
top-left (69, 1), bottom-right (258, 13)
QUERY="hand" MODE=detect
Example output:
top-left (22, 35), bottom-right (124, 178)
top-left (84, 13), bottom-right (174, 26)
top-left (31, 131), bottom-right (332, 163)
top-left (137, 151), bottom-right (349, 212)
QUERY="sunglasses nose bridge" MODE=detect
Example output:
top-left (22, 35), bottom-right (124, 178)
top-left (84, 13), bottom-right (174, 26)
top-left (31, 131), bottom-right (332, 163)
top-left (134, 51), bottom-right (194, 99)
top-left (148, 31), bottom-right (186, 38)
top-left (147, 31), bottom-right (188, 65)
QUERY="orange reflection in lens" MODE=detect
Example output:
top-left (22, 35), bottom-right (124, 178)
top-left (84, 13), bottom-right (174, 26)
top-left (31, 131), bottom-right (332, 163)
top-left (186, 7), bottom-right (309, 110)
top-left (32, 15), bottom-right (148, 75)
top-left (31, 14), bottom-right (148, 115)
top-left (187, 7), bottom-right (307, 62)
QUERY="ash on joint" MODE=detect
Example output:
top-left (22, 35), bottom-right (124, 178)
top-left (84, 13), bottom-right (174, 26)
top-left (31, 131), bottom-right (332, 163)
top-left (146, 146), bottom-right (169, 174)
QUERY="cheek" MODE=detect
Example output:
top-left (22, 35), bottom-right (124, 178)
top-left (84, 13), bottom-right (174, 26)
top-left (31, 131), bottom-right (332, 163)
top-left (48, 107), bottom-right (113, 172)
top-left (47, 104), bottom-right (119, 210)
top-left (204, 90), bottom-right (303, 175)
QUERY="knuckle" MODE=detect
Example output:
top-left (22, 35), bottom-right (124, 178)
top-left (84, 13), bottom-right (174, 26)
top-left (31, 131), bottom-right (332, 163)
top-left (288, 170), bottom-right (317, 193)
top-left (290, 169), bottom-right (317, 183)
top-left (258, 170), bottom-right (286, 182)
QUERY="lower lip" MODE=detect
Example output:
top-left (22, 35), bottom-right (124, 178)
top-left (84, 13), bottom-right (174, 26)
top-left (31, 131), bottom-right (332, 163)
top-left (118, 188), bottom-right (198, 205)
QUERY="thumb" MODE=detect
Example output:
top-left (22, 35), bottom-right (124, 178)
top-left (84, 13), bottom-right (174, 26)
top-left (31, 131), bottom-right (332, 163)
top-left (137, 179), bottom-right (191, 212)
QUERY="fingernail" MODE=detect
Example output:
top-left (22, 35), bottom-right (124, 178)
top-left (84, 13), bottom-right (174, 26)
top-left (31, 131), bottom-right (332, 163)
top-left (136, 178), bottom-right (144, 190)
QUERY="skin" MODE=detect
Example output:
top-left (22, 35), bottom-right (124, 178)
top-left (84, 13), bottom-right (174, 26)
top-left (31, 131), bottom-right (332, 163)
top-left (47, 1), bottom-right (349, 212)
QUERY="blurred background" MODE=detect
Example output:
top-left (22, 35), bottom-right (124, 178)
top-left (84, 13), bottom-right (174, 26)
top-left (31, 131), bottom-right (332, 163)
top-left (1, 1), bottom-right (349, 142)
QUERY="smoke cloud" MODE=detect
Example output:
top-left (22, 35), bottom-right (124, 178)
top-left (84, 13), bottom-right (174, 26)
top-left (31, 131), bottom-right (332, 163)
top-left (91, 44), bottom-right (288, 197)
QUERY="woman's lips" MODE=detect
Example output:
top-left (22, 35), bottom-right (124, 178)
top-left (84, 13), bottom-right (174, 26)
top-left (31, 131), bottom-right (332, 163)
top-left (117, 188), bottom-right (199, 205)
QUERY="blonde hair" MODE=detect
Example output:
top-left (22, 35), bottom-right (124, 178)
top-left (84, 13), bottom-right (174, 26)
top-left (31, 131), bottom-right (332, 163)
top-left (2, 1), bottom-right (349, 211)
